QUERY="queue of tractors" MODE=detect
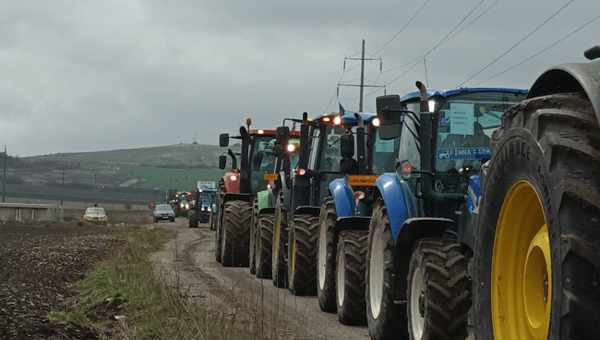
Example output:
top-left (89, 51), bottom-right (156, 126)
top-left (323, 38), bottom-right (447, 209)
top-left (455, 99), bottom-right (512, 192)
top-left (209, 48), bottom-right (600, 340)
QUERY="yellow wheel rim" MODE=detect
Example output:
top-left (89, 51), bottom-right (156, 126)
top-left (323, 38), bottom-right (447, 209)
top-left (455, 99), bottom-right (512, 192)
top-left (492, 180), bottom-right (552, 340)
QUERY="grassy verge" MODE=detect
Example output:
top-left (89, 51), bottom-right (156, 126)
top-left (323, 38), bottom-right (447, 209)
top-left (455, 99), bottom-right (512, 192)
top-left (49, 228), bottom-right (260, 340)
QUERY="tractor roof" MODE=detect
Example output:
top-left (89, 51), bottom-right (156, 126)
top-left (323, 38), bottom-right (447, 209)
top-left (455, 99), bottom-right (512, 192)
top-left (248, 129), bottom-right (301, 138)
top-left (400, 87), bottom-right (528, 103)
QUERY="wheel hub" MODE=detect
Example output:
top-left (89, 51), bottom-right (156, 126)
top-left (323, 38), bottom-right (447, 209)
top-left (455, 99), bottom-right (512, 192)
top-left (410, 266), bottom-right (425, 340)
top-left (369, 227), bottom-right (384, 319)
top-left (318, 221), bottom-right (327, 289)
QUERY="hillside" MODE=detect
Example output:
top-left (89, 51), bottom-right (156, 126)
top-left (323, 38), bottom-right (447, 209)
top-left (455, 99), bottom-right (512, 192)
top-left (14, 143), bottom-right (227, 193)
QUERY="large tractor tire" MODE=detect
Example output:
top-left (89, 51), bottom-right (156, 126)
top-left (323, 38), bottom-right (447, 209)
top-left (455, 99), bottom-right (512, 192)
top-left (255, 212), bottom-right (274, 279)
top-left (366, 201), bottom-right (406, 340)
top-left (473, 92), bottom-right (600, 340)
top-left (215, 212), bottom-right (223, 263)
top-left (336, 230), bottom-right (369, 325)
top-left (249, 201), bottom-right (258, 275)
top-left (317, 197), bottom-right (338, 312)
top-left (220, 200), bottom-right (252, 267)
top-left (189, 211), bottom-right (198, 228)
top-left (287, 214), bottom-right (320, 295)
top-left (407, 238), bottom-right (470, 340)
top-left (272, 195), bottom-right (288, 288)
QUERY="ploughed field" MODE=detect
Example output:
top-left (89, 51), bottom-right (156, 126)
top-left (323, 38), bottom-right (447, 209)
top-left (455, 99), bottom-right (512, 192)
top-left (0, 223), bottom-right (122, 339)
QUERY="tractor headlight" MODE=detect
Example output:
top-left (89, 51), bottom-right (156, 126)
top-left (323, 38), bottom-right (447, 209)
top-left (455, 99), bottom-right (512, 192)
top-left (372, 117), bottom-right (381, 127)
top-left (333, 116), bottom-right (342, 125)
top-left (230, 174), bottom-right (238, 181)
top-left (207, 207), bottom-right (211, 212)
top-left (286, 144), bottom-right (296, 153)
top-left (428, 99), bottom-right (436, 112)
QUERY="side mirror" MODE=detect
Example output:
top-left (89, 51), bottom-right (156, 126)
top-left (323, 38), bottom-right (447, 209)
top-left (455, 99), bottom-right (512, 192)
top-left (340, 132), bottom-right (355, 159)
top-left (219, 155), bottom-right (227, 169)
top-left (219, 133), bottom-right (229, 147)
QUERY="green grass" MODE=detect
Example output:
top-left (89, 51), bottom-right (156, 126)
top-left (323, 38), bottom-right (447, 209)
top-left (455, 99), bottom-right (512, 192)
top-left (119, 165), bottom-right (224, 191)
top-left (49, 228), bottom-right (262, 340)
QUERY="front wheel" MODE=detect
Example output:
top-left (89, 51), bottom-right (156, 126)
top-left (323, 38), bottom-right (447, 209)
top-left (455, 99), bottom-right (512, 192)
top-left (255, 213), bottom-right (274, 279)
top-left (407, 239), bottom-right (470, 340)
top-left (288, 214), bottom-right (320, 295)
top-left (220, 200), bottom-right (252, 267)
top-left (366, 201), bottom-right (406, 340)
top-left (317, 197), bottom-right (338, 312)
top-left (336, 230), bottom-right (369, 325)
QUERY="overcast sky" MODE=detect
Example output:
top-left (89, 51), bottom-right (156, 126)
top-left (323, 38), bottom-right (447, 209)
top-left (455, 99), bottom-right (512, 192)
top-left (1, 0), bottom-right (598, 156)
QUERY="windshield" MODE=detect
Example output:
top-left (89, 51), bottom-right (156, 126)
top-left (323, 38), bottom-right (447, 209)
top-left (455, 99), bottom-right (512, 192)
top-left (156, 204), bottom-right (172, 211)
top-left (435, 92), bottom-right (525, 173)
top-left (372, 128), bottom-right (400, 174)
top-left (251, 136), bottom-right (276, 191)
top-left (318, 125), bottom-right (346, 172)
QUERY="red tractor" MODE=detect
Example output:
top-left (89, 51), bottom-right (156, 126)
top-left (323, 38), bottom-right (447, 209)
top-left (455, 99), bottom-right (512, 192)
top-left (215, 123), bottom-right (279, 267)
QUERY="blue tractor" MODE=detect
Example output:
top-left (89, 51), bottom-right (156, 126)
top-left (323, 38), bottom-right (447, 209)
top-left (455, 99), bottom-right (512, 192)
top-left (365, 84), bottom-right (527, 340)
top-left (315, 106), bottom-right (401, 325)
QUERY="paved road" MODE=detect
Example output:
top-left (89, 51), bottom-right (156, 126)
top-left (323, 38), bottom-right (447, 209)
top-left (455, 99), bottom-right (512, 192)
top-left (151, 218), bottom-right (370, 340)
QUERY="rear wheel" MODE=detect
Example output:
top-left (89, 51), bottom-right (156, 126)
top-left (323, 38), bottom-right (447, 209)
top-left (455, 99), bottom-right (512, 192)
top-left (249, 201), bottom-right (258, 275)
top-left (215, 210), bottom-right (223, 263)
top-left (272, 194), bottom-right (288, 287)
top-left (336, 230), bottom-right (369, 325)
top-left (366, 201), bottom-right (406, 340)
top-left (473, 92), bottom-right (600, 340)
top-left (317, 197), bottom-right (338, 312)
top-left (220, 200), bottom-right (252, 267)
top-left (407, 239), bottom-right (470, 340)
top-left (288, 214), bottom-right (320, 295)
top-left (255, 213), bottom-right (274, 279)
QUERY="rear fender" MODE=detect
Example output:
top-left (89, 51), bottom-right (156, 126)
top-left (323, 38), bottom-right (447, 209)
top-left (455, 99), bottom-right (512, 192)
top-left (375, 173), bottom-right (417, 240)
top-left (294, 205), bottom-right (321, 216)
top-left (528, 63), bottom-right (600, 125)
top-left (334, 216), bottom-right (371, 231)
top-left (393, 217), bottom-right (455, 265)
top-left (258, 207), bottom-right (275, 215)
top-left (222, 193), bottom-right (254, 205)
top-left (328, 177), bottom-right (355, 218)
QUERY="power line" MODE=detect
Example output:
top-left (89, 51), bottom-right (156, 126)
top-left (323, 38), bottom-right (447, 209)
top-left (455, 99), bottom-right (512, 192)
top-left (372, 0), bottom-right (434, 56)
top-left (450, 0), bottom-right (500, 39)
top-left (476, 13), bottom-right (600, 84)
top-left (375, 0), bottom-right (487, 90)
top-left (458, 0), bottom-right (575, 86)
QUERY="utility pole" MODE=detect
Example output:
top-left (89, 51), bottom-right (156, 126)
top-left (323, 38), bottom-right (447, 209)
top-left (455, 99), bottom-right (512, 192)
top-left (2, 146), bottom-right (6, 203)
top-left (338, 40), bottom-right (385, 112)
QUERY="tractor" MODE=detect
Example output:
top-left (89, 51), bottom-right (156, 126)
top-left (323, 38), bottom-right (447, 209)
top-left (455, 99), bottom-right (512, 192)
top-left (266, 111), bottom-right (380, 297)
top-left (249, 126), bottom-right (300, 276)
top-left (189, 180), bottom-right (217, 228)
top-left (215, 122), bottom-right (278, 267)
top-left (315, 108), bottom-right (404, 325)
top-left (470, 46), bottom-right (600, 340)
top-left (366, 84), bottom-right (527, 340)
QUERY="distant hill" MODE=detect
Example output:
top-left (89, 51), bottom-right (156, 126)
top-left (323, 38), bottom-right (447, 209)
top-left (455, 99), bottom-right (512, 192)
top-left (27, 143), bottom-right (223, 169)
top-left (17, 143), bottom-right (227, 192)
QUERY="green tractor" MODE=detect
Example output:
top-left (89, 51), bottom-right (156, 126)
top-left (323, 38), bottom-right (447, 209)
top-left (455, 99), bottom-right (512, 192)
top-left (471, 46), bottom-right (600, 340)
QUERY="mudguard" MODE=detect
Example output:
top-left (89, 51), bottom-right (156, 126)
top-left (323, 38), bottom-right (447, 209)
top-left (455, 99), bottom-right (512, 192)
top-left (222, 193), bottom-right (254, 205)
top-left (328, 177), bottom-right (355, 218)
top-left (466, 175), bottom-right (481, 214)
top-left (394, 217), bottom-right (455, 263)
top-left (376, 173), bottom-right (417, 240)
top-left (528, 63), bottom-right (600, 125)
top-left (294, 205), bottom-right (321, 216)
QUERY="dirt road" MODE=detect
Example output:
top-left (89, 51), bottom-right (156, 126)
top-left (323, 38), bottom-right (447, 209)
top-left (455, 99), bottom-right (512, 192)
top-left (151, 219), bottom-right (370, 340)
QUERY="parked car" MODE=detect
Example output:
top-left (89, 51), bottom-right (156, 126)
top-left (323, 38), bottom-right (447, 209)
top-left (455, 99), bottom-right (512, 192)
top-left (81, 206), bottom-right (108, 225)
top-left (153, 204), bottom-right (176, 223)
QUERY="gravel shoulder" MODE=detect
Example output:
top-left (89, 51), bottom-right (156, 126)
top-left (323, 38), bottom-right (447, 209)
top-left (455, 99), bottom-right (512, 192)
top-left (151, 220), bottom-right (370, 340)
